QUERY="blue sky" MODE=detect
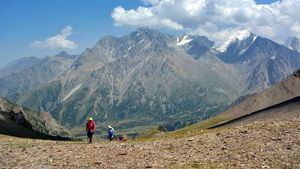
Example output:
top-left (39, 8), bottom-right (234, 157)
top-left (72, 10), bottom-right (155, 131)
top-left (0, 0), bottom-right (292, 68)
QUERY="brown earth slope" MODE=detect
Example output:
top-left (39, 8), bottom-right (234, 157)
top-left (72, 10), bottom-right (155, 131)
top-left (0, 115), bottom-right (299, 169)
top-left (214, 96), bottom-right (300, 128)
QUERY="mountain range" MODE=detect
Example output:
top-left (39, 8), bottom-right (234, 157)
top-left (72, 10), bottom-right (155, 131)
top-left (1, 28), bottom-right (300, 135)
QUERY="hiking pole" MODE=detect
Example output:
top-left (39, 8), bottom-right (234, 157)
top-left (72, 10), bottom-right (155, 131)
top-left (94, 131), bottom-right (100, 142)
top-left (94, 133), bottom-right (100, 143)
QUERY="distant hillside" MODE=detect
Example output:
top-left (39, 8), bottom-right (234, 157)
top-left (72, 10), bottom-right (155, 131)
top-left (0, 52), bottom-right (76, 100)
top-left (0, 97), bottom-right (72, 140)
top-left (0, 56), bottom-right (41, 78)
top-left (175, 69), bottom-right (300, 132)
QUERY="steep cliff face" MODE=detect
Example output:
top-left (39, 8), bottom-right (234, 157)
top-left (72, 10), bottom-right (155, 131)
top-left (0, 97), bottom-right (72, 140)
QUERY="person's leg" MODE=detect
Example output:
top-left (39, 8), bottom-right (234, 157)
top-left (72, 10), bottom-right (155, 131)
top-left (87, 131), bottom-right (93, 143)
top-left (90, 132), bottom-right (94, 143)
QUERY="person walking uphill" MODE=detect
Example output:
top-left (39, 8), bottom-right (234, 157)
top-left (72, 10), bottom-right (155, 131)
top-left (107, 125), bottom-right (114, 142)
top-left (86, 117), bottom-right (96, 143)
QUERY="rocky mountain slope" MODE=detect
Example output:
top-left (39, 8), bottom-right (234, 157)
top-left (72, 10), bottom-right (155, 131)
top-left (218, 31), bottom-right (300, 93)
top-left (1, 28), bottom-right (300, 135)
top-left (15, 28), bottom-right (240, 131)
top-left (0, 97), bottom-right (72, 140)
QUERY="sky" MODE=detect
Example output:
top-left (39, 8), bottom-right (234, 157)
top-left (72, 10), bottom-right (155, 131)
top-left (1, 0), bottom-right (299, 68)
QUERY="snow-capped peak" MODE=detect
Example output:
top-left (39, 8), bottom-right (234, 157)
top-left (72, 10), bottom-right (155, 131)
top-left (177, 35), bottom-right (192, 46)
top-left (216, 30), bottom-right (251, 52)
top-left (285, 36), bottom-right (300, 52)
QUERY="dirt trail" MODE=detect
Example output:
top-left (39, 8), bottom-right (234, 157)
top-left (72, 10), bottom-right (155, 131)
top-left (1, 117), bottom-right (299, 169)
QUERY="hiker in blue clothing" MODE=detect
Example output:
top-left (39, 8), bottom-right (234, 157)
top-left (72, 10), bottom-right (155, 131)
top-left (107, 125), bottom-right (114, 142)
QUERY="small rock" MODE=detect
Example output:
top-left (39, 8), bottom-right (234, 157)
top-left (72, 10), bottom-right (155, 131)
top-left (94, 162), bottom-right (102, 165)
top-left (271, 138), bottom-right (282, 141)
top-left (221, 146), bottom-right (227, 150)
top-left (187, 138), bottom-right (194, 141)
top-left (261, 165), bottom-right (270, 169)
top-left (118, 152), bottom-right (128, 155)
top-left (239, 130), bottom-right (248, 134)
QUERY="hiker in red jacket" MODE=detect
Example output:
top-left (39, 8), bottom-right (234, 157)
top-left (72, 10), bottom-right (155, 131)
top-left (86, 117), bottom-right (96, 143)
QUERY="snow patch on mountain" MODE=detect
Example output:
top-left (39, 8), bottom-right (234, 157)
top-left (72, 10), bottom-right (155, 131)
top-left (63, 83), bottom-right (83, 101)
top-left (285, 36), bottom-right (300, 52)
top-left (138, 39), bottom-right (144, 44)
top-left (177, 35), bottom-right (192, 46)
top-left (238, 36), bottom-right (257, 55)
top-left (216, 30), bottom-right (251, 52)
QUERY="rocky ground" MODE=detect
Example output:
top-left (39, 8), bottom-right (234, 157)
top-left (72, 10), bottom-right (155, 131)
top-left (0, 117), bottom-right (299, 169)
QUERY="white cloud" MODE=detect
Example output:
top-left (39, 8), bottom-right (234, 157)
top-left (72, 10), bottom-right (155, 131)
top-left (31, 26), bottom-right (77, 49)
top-left (192, 26), bottom-right (246, 46)
top-left (112, 0), bottom-right (300, 44)
top-left (142, 0), bottom-right (160, 5)
top-left (111, 6), bottom-right (183, 30)
top-left (291, 23), bottom-right (300, 34)
top-left (161, 18), bottom-right (184, 30)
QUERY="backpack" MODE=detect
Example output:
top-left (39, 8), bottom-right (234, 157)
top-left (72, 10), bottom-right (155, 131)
top-left (108, 128), bottom-right (114, 137)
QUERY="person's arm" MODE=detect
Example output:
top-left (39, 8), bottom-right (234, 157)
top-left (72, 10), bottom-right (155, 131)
top-left (86, 123), bottom-right (88, 131)
top-left (93, 122), bottom-right (96, 132)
